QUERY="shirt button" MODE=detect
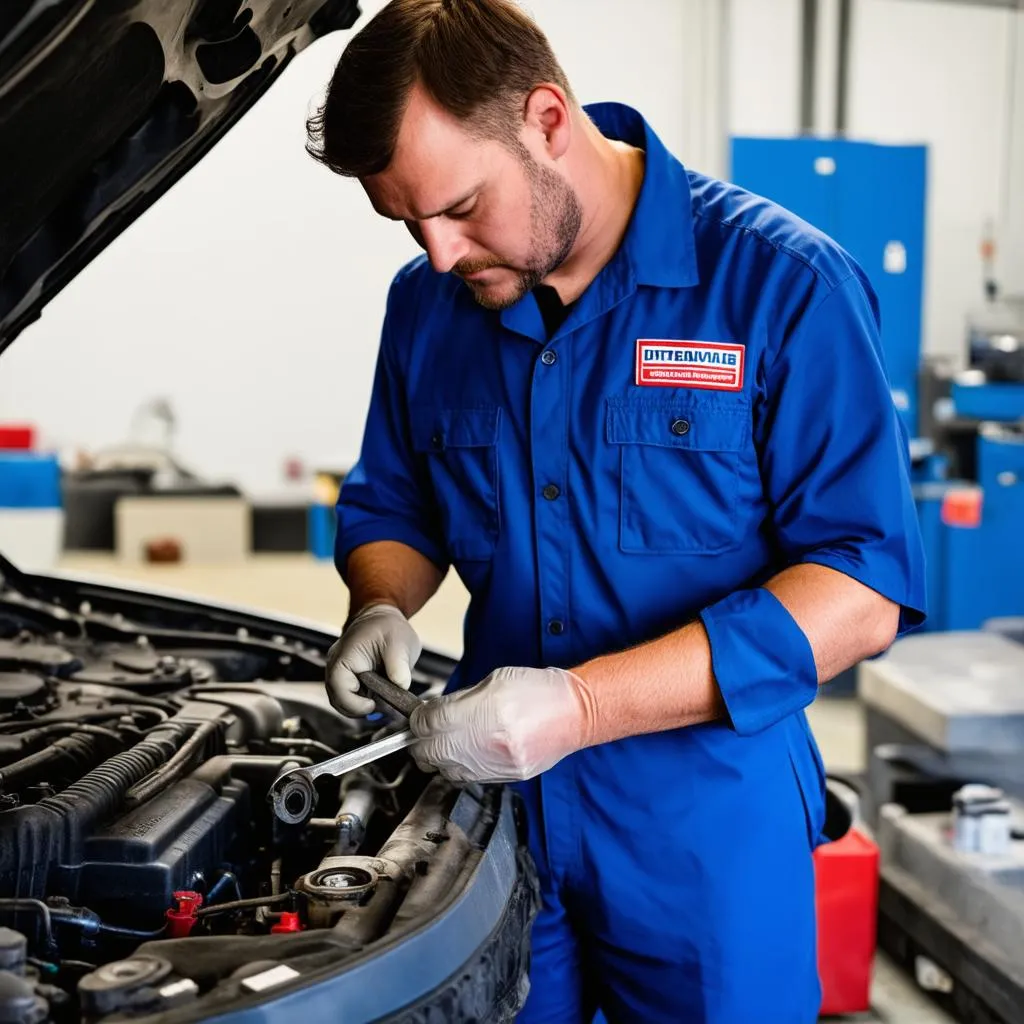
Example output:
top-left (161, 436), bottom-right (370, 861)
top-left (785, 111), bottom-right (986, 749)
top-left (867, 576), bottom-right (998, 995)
top-left (431, 433), bottom-right (444, 449)
top-left (540, 350), bottom-right (557, 366)
top-left (542, 484), bottom-right (561, 501)
top-left (670, 418), bottom-right (691, 437)
top-left (548, 619), bottom-right (565, 636)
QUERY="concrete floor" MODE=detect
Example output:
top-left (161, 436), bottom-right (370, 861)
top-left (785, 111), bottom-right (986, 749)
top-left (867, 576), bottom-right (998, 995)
top-left (57, 552), bottom-right (956, 1022)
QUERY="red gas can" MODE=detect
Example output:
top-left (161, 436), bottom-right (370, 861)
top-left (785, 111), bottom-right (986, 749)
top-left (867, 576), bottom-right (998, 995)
top-left (815, 827), bottom-right (880, 1015)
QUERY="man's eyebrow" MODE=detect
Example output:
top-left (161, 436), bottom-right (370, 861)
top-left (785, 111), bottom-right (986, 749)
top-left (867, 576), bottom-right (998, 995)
top-left (409, 185), bottom-right (483, 221)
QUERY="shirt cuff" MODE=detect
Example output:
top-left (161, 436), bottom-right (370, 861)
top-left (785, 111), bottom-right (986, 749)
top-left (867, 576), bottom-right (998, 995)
top-left (699, 587), bottom-right (818, 737)
top-left (334, 518), bottom-right (450, 581)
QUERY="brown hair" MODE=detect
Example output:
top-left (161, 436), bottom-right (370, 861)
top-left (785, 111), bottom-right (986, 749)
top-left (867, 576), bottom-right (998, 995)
top-left (306, 0), bottom-right (575, 177)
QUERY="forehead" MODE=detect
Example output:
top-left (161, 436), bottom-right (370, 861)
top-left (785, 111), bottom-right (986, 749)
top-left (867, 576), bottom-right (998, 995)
top-left (362, 86), bottom-right (499, 221)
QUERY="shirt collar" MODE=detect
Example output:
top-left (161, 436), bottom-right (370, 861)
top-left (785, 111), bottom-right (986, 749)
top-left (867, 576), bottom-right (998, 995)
top-left (583, 101), bottom-right (700, 289)
top-left (499, 102), bottom-right (699, 343)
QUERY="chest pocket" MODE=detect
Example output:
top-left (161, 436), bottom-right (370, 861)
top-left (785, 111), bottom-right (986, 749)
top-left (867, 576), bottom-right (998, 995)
top-left (606, 396), bottom-right (749, 555)
top-left (411, 406), bottom-right (501, 562)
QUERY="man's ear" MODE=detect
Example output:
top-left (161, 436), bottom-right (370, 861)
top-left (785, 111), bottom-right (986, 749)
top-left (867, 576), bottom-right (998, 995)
top-left (522, 85), bottom-right (572, 161)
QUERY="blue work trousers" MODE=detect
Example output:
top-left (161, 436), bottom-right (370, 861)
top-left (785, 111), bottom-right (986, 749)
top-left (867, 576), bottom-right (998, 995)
top-left (514, 714), bottom-right (826, 1023)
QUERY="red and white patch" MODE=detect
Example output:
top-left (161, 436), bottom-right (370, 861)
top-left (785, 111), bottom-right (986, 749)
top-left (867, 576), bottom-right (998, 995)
top-left (635, 340), bottom-right (746, 391)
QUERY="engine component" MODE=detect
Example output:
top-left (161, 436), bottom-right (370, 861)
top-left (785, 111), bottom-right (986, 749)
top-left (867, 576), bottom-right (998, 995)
top-left (0, 929), bottom-right (26, 974)
top-left (183, 692), bottom-right (284, 746)
top-left (70, 649), bottom-right (198, 691)
top-left (0, 643), bottom-right (79, 678)
top-left (77, 957), bottom-right (197, 1020)
top-left (0, 674), bottom-right (49, 714)
top-left (0, 570), bottom-right (481, 1022)
top-left (62, 770), bottom-right (249, 925)
top-left (121, 711), bottom-right (224, 809)
top-left (295, 858), bottom-right (380, 929)
top-left (0, 712), bottom-right (213, 903)
top-left (332, 779), bottom-right (376, 855)
top-left (165, 893), bottom-right (203, 940)
top-left (269, 912), bottom-right (303, 935)
top-left (0, 970), bottom-right (48, 1024)
top-left (0, 718), bottom-right (136, 798)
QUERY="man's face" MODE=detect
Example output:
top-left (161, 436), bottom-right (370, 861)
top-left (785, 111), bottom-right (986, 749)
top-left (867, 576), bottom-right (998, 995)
top-left (363, 86), bottom-right (581, 310)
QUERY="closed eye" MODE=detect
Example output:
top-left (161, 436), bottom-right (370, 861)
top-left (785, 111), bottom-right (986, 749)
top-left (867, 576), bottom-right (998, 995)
top-left (446, 201), bottom-right (476, 220)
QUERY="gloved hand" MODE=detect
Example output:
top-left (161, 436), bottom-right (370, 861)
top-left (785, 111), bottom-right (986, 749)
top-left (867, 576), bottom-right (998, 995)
top-left (325, 603), bottom-right (422, 716)
top-left (408, 666), bottom-right (595, 784)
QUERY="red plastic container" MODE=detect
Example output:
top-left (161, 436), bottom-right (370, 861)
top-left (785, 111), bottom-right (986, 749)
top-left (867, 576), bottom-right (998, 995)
top-left (0, 425), bottom-right (34, 450)
top-left (815, 827), bottom-right (880, 1015)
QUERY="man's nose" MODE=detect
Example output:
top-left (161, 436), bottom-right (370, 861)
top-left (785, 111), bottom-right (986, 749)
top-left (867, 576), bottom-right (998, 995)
top-left (419, 220), bottom-right (469, 275)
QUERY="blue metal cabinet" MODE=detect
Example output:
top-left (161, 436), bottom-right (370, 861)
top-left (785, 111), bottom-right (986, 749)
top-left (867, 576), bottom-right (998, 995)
top-left (912, 431), bottom-right (1024, 631)
top-left (730, 138), bottom-right (927, 435)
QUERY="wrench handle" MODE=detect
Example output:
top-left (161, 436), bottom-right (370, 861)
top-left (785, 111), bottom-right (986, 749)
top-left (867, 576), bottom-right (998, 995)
top-left (357, 670), bottom-right (423, 718)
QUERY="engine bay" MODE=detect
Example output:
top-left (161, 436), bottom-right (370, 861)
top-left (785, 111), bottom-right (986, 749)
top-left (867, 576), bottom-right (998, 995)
top-left (0, 563), bottom-right (496, 1023)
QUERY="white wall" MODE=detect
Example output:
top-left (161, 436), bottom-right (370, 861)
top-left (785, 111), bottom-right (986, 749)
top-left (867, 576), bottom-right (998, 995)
top-left (728, 0), bottom-right (802, 136)
top-left (726, 0), bottom-right (1024, 364)
top-left (0, 0), bottom-right (718, 497)
top-left (1002, 11), bottom-right (1024, 298)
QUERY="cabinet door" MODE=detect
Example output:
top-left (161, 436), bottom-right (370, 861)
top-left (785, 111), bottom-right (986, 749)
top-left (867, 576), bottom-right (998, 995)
top-left (730, 136), bottom-right (840, 239)
top-left (835, 142), bottom-right (927, 433)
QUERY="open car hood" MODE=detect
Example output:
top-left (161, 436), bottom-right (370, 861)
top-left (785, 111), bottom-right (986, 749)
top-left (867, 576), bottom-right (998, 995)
top-left (0, 0), bottom-right (359, 355)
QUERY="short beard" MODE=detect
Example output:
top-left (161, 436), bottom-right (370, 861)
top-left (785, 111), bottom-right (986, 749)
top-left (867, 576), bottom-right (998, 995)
top-left (462, 147), bottom-right (582, 311)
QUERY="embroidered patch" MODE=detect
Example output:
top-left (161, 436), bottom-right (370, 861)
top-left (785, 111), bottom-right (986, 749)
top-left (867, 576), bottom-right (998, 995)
top-left (635, 340), bottom-right (745, 391)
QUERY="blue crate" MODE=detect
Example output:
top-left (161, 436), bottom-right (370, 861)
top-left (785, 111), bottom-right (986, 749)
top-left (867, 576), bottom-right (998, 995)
top-left (0, 453), bottom-right (61, 508)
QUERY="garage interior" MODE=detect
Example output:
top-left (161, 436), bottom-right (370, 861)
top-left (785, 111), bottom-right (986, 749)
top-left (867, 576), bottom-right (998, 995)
top-left (2, 0), bottom-right (1024, 1021)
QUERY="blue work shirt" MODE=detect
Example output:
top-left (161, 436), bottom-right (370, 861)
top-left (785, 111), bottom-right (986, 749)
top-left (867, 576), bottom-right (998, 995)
top-left (336, 102), bottom-right (927, 737)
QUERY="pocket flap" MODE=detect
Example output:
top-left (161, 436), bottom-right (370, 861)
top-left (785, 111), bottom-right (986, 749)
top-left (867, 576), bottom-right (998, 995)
top-left (411, 406), bottom-right (501, 452)
top-left (606, 397), bottom-right (748, 452)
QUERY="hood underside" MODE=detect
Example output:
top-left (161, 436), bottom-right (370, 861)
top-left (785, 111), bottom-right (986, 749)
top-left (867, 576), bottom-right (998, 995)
top-left (0, 0), bottom-right (360, 355)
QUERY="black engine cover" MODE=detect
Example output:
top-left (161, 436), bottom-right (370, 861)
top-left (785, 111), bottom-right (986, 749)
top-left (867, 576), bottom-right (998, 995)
top-left (54, 774), bottom-right (250, 926)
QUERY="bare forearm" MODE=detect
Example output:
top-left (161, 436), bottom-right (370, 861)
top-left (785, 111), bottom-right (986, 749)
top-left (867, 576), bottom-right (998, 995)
top-left (572, 563), bottom-right (899, 748)
top-left (343, 541), bottom-right (445, 624)
top-left (763, 563), bottom-right (899, 680)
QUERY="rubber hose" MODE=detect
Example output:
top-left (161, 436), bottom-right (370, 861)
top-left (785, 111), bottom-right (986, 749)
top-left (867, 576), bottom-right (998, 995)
top-left (0, 706), bottom-right (167, 732)
top-left (0, 722), bottom-right (124, 756)
top-left (0, 734), bottom-right (103, 792)
top-left (123, 720), bottom-right (221, 809)
top-left (98, 922), bottom-right (167, 940)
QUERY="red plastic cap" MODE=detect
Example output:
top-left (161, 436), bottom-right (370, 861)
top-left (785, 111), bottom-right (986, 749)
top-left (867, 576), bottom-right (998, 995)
top-left (271, 911), bottom-right (303, 934)
top-left (166, 891), bottom-right (204, 938)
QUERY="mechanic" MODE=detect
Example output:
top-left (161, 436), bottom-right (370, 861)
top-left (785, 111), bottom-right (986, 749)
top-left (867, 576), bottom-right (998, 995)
top-left (309, 0), bottom-right (927, 1020)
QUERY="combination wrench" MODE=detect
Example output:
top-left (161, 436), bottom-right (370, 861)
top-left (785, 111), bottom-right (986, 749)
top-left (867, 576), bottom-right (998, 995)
top-left (270, 670), bottom-right (424, 825)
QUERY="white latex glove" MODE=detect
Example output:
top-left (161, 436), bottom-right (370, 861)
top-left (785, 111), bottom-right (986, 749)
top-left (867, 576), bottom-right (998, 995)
top-left (325, 603), bottom-right (422, 716)
top-left (408, 666), bottom-right (592, 784)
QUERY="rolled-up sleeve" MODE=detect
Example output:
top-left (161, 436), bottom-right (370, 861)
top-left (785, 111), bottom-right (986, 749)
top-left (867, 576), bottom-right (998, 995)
top-left (334, 278), bottom-right (449, 580)
top-left (700, 269), bottom-right (927, 736)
